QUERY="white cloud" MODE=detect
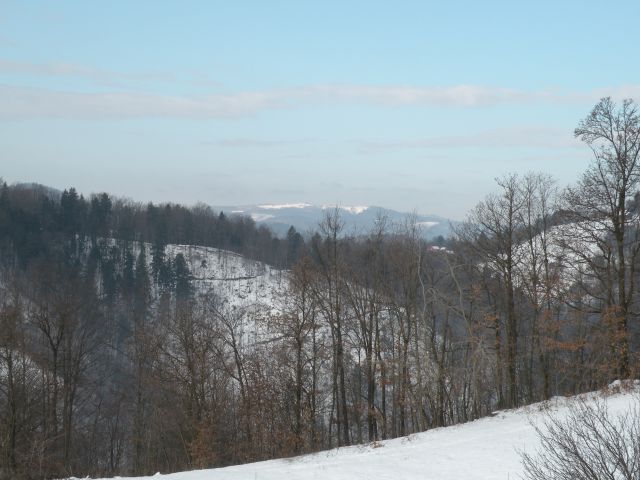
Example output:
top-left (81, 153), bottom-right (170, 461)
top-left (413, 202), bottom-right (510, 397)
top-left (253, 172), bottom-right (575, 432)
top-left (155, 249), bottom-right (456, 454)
top-left (1, 80), bottom-right (640, 120)
top-left (0, 59), bottom-right (174, 84)
top-left (0, 85), bottom-right (285, 119)
top-left (356, 126), bottom-right (584, 152)
top-left (214, 138), bottom-right (316, 147)
top-left (301, 84), bottom-right (534, 107)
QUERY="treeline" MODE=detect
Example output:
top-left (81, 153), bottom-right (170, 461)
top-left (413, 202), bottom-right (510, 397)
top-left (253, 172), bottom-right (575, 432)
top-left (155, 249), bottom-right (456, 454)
top-left (0, 183), bottom-right (305, 270)
top-left (0, 97), bottom-right (639, 479)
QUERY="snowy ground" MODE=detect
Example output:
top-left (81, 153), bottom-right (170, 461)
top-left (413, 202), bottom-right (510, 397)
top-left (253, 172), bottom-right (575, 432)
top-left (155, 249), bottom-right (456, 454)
top-left (164, 243), bottom-right (286, 311)
top-left (99, 239), bottom-right (287, 313)
top-left (80, 384), bottom-right (638, 480)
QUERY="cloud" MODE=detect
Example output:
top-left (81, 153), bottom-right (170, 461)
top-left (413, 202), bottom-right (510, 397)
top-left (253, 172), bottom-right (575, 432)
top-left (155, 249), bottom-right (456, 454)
top-left (0, 85), bottom-right (285, 119)
top-left (356, 126), bottom-right (584, 152)
top-left (0, 59), bottom-right (174, 85)
top-left (1, 80), bottom-right (640, 120)
top-left (213, 138), bottom-right (316, 147)
top-left (300, 84), bottom-right (538, 107)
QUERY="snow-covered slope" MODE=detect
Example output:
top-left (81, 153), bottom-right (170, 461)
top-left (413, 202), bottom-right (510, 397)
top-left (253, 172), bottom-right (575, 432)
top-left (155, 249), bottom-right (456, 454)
top-left (100, 239), bottom-right (286, 311)
top-left (81, 384), bottom-right (638, 480)
top-left (164, 243), bottom-right (286, 310)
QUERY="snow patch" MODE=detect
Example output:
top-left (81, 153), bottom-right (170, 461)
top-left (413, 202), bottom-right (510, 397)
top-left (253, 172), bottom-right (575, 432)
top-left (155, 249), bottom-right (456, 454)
top-left (250, 213), bottom-right (275, 222)
top-left (258, 203), bottom-right (313, 210)
top-left (321, 205), bottom-right (369, 215)
top-left (417, 221), bottom-right (439, 228)
top-left (341, 205), bottom-right (368, 215)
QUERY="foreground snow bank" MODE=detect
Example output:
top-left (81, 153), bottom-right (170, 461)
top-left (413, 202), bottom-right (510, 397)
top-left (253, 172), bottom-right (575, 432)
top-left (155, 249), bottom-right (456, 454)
top-left (81, 384), bottom-right (638, 480)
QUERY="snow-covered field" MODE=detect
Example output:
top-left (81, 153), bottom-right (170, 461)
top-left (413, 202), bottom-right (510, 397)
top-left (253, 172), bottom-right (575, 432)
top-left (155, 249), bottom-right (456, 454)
top-left (79, 384), bottom-right (638, 480)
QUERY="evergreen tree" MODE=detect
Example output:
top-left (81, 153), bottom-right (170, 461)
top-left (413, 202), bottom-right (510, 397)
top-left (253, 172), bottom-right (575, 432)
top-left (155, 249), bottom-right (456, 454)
top-left (122, 250), bottom-right (135, 294)
top-left (134, 244), bottom-right (151, 322)
top-left (287, 226), bottom-right (304, 266)
top-left (173, 253), bottom-right (192, 300)
top-left (88, 192), bottom-right (112, 241)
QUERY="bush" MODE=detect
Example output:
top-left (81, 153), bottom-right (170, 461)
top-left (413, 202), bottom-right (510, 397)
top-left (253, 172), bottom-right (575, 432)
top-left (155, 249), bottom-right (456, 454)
top-left (521, 392), bottom-right (640, 480)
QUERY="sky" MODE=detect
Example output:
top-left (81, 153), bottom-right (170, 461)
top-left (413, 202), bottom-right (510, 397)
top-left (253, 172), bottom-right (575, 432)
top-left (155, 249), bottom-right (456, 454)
top-left (2, 1), bottom-right (640, 220)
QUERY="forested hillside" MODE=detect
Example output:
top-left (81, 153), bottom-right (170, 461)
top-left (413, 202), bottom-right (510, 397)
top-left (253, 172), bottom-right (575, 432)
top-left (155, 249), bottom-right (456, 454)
top-left (0, 183), bottom-right (305, 271)
top-left (1, 98), bottom-right (639, 480)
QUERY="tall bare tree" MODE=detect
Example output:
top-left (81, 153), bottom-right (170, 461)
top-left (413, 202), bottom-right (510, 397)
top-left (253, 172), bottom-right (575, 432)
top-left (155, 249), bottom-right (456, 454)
top-left (565, 97), bottom-right (640, 378)
top-left (311, 208), bottom-right (350, 446)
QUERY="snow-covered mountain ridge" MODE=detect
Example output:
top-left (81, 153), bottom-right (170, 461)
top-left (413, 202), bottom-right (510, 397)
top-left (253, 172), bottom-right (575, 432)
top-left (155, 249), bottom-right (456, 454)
top-left (216, 203), bottom-right (458, 239)
top-left (74, 384), bottom-right (638, 480)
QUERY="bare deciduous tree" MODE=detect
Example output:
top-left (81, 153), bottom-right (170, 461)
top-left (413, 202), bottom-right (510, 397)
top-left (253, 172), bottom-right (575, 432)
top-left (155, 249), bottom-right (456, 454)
top-left (564, 97), bottom-right (640, 378)
top-left (522, 391), bottom-right (640, 480)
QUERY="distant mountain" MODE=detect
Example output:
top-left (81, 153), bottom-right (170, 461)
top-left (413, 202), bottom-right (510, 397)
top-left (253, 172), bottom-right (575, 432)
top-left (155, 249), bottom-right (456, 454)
top-left (215, 203), bottom-right (459, 240)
